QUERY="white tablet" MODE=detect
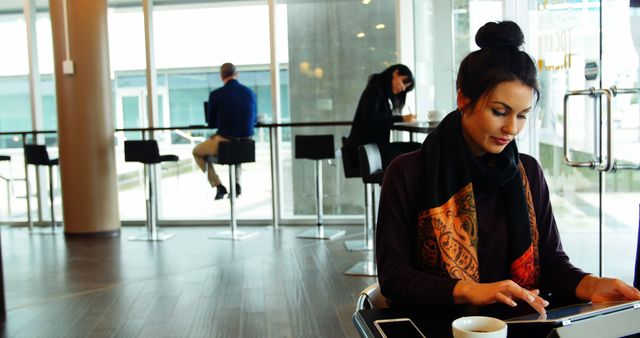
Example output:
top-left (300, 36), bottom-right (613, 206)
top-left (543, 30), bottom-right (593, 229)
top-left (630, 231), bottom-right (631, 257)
top-left (505, 300), bottom-right (640, 327)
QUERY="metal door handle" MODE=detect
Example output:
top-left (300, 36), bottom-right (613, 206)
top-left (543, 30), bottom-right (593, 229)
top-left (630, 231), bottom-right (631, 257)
top-left (609, 86), bottom-right (640, 171)
top-left (563, 88), bottom-right (612, 170)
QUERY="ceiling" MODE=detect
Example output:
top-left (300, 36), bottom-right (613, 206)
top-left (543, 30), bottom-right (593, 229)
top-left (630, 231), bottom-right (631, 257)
top-left (0, 0), bottom-right (243, 14)
top-left (0, 0), bottom-right (353, 14)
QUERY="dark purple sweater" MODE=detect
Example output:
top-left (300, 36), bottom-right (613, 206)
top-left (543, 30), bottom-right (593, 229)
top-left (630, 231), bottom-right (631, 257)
top-left (376, 150), bottom-right (588, 311)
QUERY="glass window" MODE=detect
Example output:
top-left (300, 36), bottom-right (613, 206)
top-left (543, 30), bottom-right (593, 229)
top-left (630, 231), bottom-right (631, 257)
top-left (0, 8), bottom-right (56, 222)
top-left (277, 0), bottom-right (396, 219)
top-left (109, 1), bottom-right (279, 221)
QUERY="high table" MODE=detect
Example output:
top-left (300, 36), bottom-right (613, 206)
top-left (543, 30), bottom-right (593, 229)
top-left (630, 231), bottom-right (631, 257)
top-left (392, 121), bottom-right (439, 142)
top-left (353, 307), bottom-right (640, 338)
top-left (353, 308), bottom-right (553, 338)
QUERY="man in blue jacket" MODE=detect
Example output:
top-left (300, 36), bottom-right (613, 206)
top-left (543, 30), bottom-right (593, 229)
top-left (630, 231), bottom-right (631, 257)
top-left (193, 63), bottom-right (256, 200)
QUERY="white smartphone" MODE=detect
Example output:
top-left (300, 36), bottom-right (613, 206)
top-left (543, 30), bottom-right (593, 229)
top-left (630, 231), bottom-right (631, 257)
top-left (373, 318), bottom-right (426, 338)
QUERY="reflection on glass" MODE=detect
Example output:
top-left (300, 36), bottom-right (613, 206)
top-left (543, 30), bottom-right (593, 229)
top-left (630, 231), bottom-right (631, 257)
top-left (280, 0), bottom-right (396, 218)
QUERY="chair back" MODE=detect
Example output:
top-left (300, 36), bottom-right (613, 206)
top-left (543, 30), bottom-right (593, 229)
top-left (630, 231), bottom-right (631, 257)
top-left (340, 137), bottom-right (360, 178)
top-left (635, 205), bottom-right (640, 289)
top-left (295, 135), bottom-right (335, 160)
top-left (355, 282), bottom-right (388, 311)
top-left (358, 143), bottom-right (384, 184)
top-left (24, 144), bottom-right (52, 165)
top-left (124, 140), bottom-right (161, 164)
top-left (218, 139), bottom-right (255, 165)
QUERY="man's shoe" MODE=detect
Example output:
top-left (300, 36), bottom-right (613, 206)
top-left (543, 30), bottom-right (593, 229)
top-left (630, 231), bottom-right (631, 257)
top-left (215, 185), bottom-right (228, 200)
top-left (229, 183), bottom-right (241, 199)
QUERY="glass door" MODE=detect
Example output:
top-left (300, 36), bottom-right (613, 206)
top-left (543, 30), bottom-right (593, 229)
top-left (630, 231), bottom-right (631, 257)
top-left (526, 0), bottom-right (640, 283)
top-left (602, 1), bottom-right (640, 283)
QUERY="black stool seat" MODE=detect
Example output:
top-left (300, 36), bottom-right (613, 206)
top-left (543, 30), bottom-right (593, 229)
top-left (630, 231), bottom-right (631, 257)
top-left (159, 154), bottom-right (179, 162)
top-left (0, 155), bottom-right (10, 162)
top-left (124, 140), bottom-right (178, 165)
top-left (24, 145), bottom-right (58, 166)
top-left (295, 135), bottom-right (334, 160)
top-left (219, 139), bottom-right (256, 164)
top-left (205, 139), bottom-right (255, 166)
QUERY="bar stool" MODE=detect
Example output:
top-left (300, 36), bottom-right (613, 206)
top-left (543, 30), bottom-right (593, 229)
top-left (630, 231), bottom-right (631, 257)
top-left (124, 140), bottom-right (178, 241)
top-left (208, 139), bottom-right (258, 240)
top-left (340, 137), bottom-right (373, 252)
top-left (295, 134), bottom-right (345, 240)
top-left (0, 156), bottom-right (13, 217)
top-left (345, 143), bottom-right (383, 276)
top-left (24, 144), bottom-right (59, 233)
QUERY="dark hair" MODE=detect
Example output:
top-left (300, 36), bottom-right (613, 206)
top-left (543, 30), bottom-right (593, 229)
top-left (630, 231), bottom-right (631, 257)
top-left (456, 21), bottom-right (539, 111)
top-left (368, 64), bottom-right (415, 110)
top-left (220, 62), bottom-right (237, 79)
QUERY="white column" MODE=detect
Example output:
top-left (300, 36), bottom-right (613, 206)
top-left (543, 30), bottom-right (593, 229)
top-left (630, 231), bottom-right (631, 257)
top-left (433, 0), bottom-right (455, 111)
top-left (268, 0), bottom-right (281, 229)
top-left (143, 0), bottom-right (158, 131)
top-left (24, 0), bottom-right (47, 222)
top-left (396, 0), bottom-right (417, 115)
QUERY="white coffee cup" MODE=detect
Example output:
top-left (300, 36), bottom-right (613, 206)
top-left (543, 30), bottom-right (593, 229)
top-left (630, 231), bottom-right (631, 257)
top-left (451, 316), bottom-right (507, 338)
top-left (428, 109), bottom-right (446, 122)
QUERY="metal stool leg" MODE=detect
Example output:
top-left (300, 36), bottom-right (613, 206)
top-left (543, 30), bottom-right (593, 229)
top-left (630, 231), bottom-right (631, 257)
top-left (209, 164), bottom-right (258, 241)
top-left (48, 165), bottom-right (55, 233)
top-left (297, 159), bottom-right (345, 240)
top-left (344, 184), bottom-right (374, 251)
top-left (345, 183), bottom-right (377, 276)
top-left (129, 163), bottom-right (174, 241)
top-left (317, 159), bottom-right (323, 225)
top-left (25, 160), bottom-right (33, 232)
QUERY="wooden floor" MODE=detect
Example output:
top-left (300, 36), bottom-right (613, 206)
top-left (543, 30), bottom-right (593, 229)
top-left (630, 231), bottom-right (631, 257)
top-left (0, 225), bottom-right (375, 338)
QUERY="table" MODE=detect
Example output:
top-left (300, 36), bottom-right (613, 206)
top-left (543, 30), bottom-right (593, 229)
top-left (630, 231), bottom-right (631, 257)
top-left (392, 121), bottom-right (439, 142)
top-left (352, 307), bottom-right (640, 338)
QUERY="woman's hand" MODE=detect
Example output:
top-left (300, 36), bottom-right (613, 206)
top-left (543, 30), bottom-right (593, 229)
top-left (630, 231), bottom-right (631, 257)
top-left (454, 280), bottom-right (549, 314)
top-left (402, 114), bottom-right (417, 122)
top-left (576, 275), bottom-right (640, 302)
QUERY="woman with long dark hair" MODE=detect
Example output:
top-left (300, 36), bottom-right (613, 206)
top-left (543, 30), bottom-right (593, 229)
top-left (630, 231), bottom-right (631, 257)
top-left (347, 64), bottom-right (420, 168)
top-left (376, 21), bottom-right (640, 317)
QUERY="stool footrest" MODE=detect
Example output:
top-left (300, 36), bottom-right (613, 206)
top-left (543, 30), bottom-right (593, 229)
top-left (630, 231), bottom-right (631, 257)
top-left (296, 228), bottom-right (345, 240)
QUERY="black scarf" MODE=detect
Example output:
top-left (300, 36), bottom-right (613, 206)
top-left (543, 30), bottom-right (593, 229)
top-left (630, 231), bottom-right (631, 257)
top-left (415, 110), bottom-right (539, 288)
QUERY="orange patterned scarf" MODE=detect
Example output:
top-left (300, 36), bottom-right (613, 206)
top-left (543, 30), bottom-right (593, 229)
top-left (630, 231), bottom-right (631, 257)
top-left (415, 110), bottom-right (539, 289)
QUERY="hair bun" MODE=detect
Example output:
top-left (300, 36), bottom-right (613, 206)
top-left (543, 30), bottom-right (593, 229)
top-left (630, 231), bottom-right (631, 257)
top-left (475, 21), bottom-right (524, 49)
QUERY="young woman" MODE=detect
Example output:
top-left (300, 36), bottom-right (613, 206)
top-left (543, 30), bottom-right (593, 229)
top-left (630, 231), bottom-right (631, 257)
top-left (376, 21), bottom-right (640, 316)
top-left (347, 64), bottom-right (420, 168)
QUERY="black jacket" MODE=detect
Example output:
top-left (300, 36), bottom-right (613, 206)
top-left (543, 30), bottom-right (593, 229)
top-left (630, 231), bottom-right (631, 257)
top-left (347, 83), bottom-right (402, 147)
